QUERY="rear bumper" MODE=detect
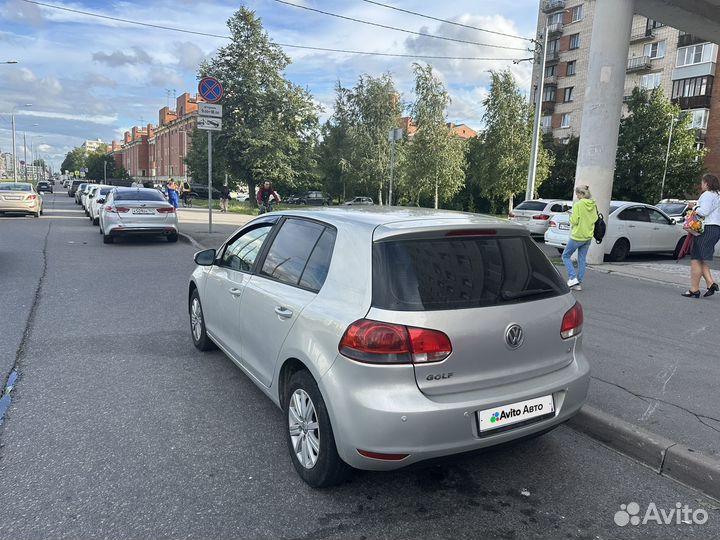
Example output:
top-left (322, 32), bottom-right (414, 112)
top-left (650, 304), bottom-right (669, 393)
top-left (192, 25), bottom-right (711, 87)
top-left (320, 346), bottom-right (590, 471)
top-left (105, 224), bottom-right (178, 236)
top-left (0, 201), bottom-right (40, 213)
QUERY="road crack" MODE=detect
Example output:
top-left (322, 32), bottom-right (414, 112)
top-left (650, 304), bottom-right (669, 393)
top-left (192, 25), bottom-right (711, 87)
top-left (592, 375), bottom-right (720, 434)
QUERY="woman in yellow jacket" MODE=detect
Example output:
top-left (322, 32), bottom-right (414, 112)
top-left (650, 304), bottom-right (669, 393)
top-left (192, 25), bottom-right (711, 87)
top-left (562, 185), bottom-right (598, 291)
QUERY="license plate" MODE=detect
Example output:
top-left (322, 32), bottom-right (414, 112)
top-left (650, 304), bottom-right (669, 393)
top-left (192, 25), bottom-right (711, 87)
top-left (132, 208), bottom-right (154, 214)
top-left (559, 223), bottom-right (570, 230)
top-left (515, 216), bottom-right (529, 221)
top-left (478, 395), bottom-right (554, 432)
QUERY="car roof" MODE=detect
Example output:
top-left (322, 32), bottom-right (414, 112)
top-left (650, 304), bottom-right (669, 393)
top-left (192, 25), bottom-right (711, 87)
top-left (275, 206), bottom-right (521, 235)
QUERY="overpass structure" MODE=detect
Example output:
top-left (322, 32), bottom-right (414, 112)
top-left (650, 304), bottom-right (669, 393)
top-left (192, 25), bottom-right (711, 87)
top-left (576, 0), bottom-right (720, 263)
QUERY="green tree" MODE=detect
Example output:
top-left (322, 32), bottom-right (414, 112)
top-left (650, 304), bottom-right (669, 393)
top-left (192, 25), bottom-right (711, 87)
top-left (397, 63), bottom-right (466, 208)
top-left (539, 137), bottom-right (579, 200)
top-left (614, 87), bottom-right (704, 202)
top-left (317, 83), bottom-right (354, 201)
top-left (60, 147), bottom-right (87, 174)
top-left (187, 8), bottom-right (320, 203)
top-left (467, 70), bottom-right (553, 212)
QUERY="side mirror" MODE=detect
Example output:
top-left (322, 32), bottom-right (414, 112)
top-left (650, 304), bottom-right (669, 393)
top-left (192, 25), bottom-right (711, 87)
top-left (97, 198), bottom-right (105, 204)
top-left (194, 249), bottom-right (216, 266)
top-left (671, 218), bottom-right (678, 225)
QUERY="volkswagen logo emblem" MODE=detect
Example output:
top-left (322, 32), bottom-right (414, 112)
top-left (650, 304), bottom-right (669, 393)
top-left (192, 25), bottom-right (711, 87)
top-left (505, 324), bottom-right (524, 349)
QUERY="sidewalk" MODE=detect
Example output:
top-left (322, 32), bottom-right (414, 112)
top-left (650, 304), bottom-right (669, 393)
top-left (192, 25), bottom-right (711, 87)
top-left (177, 207), bottom-right (254, 250)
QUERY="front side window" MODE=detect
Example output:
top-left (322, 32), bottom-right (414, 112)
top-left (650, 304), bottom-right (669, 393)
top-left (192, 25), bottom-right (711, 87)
top-left (567, 60), bottom-right (576, 76)
top-left (261, 219), bottom-right (332, 289)
top-left (221, 224), bottom-right (273, 272)
top-left (561, 113), bottom-right (571, 128)
top-left (648, 209), bottom-right (672, 225)
top-left (569, 34), bottom-right (580, 49)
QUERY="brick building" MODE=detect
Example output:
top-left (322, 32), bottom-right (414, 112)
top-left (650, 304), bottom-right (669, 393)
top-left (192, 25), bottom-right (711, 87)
top-left (399, 117), bottom-right (478, 140)
top-left (120, 125), bottom-right (153, 179)
top-left (531, 0), bottom-right (717, 172)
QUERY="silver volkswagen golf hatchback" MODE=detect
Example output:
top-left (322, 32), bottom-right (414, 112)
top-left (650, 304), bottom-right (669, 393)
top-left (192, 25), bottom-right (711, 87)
top-left (188, 207), bottom-right (589, 487)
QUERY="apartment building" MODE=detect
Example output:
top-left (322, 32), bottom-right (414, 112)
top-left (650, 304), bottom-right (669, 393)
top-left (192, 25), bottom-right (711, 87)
top-left (531, 0), bottom-right (718, 166)
top-left (81, 139), bottom-right (105, 153)
top-left (399, 117), bottom-right (478, 139)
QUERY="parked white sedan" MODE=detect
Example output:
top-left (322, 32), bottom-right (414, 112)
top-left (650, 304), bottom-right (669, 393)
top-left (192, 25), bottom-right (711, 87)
top-left (545, 201), bottom-right (686, 261)
top-left (509, 199), bottom-right (572, 236)
top-left (99, 187), bottom-right (178, 244)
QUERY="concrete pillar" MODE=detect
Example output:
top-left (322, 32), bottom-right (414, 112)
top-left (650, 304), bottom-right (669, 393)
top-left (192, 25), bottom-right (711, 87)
top-left (574, 0), bottom-right (635, 264)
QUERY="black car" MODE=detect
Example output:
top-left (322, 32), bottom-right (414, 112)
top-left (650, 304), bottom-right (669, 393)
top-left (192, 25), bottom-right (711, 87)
top-left (285, 194), bottom-right (301, 205)
top-left (300, 191), bottom-right (332, 206)
top-left (68, 179), bottom-right (84, 197)
top-left (36, 181), bottom-right (53, 194)
top-left (188, 183), bottom-right (222, 199)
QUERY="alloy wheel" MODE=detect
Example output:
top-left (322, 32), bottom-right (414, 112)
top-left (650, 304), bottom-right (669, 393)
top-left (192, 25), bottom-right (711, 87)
top-left (190, 298), bottom-right (203, 342)
top-left (288, 389), bottom-right (320, 469)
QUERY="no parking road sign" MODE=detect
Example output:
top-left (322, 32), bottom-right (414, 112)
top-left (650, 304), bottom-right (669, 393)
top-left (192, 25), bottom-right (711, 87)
top-left (198, 77), bottom-right (223, 104)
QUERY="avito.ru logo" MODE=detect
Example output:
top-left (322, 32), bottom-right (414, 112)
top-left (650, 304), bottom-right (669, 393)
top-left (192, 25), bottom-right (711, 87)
top-left (614, 502), bottom-right (709, 526)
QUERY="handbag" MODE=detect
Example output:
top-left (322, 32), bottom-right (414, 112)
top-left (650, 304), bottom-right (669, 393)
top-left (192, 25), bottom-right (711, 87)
top-left (683, 209), bottom-right (704, 236)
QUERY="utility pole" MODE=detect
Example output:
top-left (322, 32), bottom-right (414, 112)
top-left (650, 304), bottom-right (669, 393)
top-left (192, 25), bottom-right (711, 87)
top-left (208, 132), bottom-right (213, 233)
top-left (103, 160), bottom-right (107, 184)
top-left (11, 114), bottom-right (16, 181)
top-left (387, 127), bottom-right (403, 206)
top-left (526, 20), bottom-right (548, 201)
top-left (23, 132), bottom-right (28, 182)
top-left (660, 115), bottom-right (676, 201)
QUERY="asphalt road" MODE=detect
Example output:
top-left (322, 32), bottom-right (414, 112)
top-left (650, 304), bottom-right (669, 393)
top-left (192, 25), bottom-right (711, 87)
top-left (0, 191), bottom-right (718, 540)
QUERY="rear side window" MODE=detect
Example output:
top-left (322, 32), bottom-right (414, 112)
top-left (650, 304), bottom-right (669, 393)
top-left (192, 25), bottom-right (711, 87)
top-left (514, 201), bottom-right (547, 211)
top-left (261, 218), bottom-right (335, 291)
top-left (372, 236), bottom-right (567, 311)
top-left (114, 190), bottom-right (165, 202)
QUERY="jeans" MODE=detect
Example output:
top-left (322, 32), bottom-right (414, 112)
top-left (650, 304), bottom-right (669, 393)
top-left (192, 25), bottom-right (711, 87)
top-left (562, 238), bottom-right (591, 282)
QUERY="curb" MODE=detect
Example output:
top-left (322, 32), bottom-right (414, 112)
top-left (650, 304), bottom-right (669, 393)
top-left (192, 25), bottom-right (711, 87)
top-left (568, 405), bottom-right (720, 501)
top-left (178, 232), bottom-right (206, 251)
top-left (588, 266), bottom-right (687, 288)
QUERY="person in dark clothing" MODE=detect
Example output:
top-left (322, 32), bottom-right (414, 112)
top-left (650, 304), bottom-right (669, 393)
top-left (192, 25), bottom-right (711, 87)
top-left (220, 185), bottom-right (231, 213)
top-left (256, 181), bottom-right (281, 213)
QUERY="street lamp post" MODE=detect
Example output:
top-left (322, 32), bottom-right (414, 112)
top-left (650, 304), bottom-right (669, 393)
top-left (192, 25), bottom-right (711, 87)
top-left (9, 104), bottom-right (32, 181)
top-left (660, 115), bottom-right (677, 201)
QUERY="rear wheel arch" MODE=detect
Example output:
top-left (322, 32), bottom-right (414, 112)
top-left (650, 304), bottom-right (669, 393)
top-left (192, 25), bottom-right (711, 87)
top-left (188, 281), bottom-right (198, 310)
top-left (278, 358), bottom-right (311, 410)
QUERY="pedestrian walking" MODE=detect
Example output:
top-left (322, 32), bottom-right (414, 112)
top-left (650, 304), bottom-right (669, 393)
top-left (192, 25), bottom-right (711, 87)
top-left (682, 173), bottom-right (720, 298)
top-left (167, 178), bottom-right (179, 209)
top-left (562, 185), bottom-right (598, 291)
top-left (180, 181), bottom-right (192, 208)
top-left (220, 184), bottom-right (230, 213)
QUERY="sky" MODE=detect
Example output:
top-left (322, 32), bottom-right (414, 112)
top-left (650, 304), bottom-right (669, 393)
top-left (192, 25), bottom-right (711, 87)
top-left (0, 0), bottom-right (541, 171)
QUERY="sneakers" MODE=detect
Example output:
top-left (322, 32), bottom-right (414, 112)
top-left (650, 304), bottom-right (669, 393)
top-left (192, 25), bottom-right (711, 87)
top-left (567, 277), bottom-right (582, 291)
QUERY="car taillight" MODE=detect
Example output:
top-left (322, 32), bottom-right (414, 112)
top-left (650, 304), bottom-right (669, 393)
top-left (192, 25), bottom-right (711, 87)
top-left (560, 302), bottom-right (583, 339)
top-left (532, 214), bottom-right (551, 220)
top-left (26, 194), bottom-right (37, 200)
top-left (115, 207), bottom-right (130, 213)
top-left (549, 220), bottom-right (557, 228)
top-left (339, 319), bottom-right (452, 364)
top-left (156, 207), bottom-right (175, 213)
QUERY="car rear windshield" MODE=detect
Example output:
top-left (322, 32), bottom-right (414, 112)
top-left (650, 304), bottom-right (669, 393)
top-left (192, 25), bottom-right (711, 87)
top-left (0, 183), bottom-right (31, 191)
top-left (372, 235), bottom-right (567, 311)
top-left (514, 201), bottom-right (547, 211)
top-left (114, 190), bottom-right (165, 202)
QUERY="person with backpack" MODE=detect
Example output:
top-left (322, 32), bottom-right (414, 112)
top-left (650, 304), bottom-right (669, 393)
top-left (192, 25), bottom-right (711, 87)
top-left (562, 185), bottom-right (598, 291)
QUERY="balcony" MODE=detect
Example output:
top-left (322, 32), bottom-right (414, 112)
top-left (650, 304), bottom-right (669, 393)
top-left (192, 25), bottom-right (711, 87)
top-left (695, 128), bottom-right (707, 140)
top-left (545, 74), bottom-right (557, 85)
top-left (542, 125), bottom-right (554, 135)
top-left (545, 50), bottom-right (560, 64)
top-left (542, 101), bottom-right (556, 114)
top-left (627, 55), bottom-right (652, 72)
top-left (547, 22), bottom-right (563, 36)
top-left (672, 95), bottom-right (712, 109)
top-left (541, 0), bottom-right (566, 13)
top-left (629, 28), bottom-right (654, 43)
top-left (678, 33), bottom-right (706, 47)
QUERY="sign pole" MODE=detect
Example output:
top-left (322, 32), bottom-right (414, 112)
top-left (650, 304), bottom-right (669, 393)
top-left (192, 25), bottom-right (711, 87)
top-left (208, 132), bottom-right (213, 233)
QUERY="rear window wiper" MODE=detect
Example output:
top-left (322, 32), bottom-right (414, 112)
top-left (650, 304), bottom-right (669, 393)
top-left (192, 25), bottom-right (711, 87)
top-left (501, 288), bottom-right (555, 301)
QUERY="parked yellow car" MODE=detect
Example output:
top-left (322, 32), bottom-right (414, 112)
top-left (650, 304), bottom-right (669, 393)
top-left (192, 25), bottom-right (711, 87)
top-left (0, 182), bottom-right (43, 217)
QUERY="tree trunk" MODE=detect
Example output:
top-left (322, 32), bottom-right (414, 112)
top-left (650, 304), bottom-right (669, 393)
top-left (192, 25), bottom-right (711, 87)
top-left (248, 179), bottom-right (257, 207)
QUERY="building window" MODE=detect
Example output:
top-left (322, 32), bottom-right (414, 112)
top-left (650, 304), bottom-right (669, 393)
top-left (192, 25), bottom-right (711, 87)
top-left (564, 87), bottom-right (574, 102)
top-left (561, 113), bottom-right (571, 128)
top-left (640, 72), bottom-right (662, 90)
top-left (571, 5), bottom-right (583, 22)
top-left (543, 86), bottom-right (556, 102)
top-left (676, 43), bottom-right (718, 67)
top-left (548, 12), bottom-right (563, 25)
top-left (682, 109), bottom-right (710, 129)
top-left (548, 38), bottom-right (560, 53)
top-left (545, 65), bottom-right (556, 77)
top-left (644, 40), bottom-right (666, 59)
top-left (567, 60), bottom-right (576, 76)
top-left (542, 115), bottom-right (552, 128)
top-left (672, 76), bottom-right (713, 99)
top-left (569, 34), bottom-right (581, 49)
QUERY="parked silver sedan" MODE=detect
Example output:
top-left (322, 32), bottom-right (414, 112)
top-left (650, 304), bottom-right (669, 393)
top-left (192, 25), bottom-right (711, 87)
top-left (0, 182), bottom-right (43, 217)
top-left (99, 187), bottom-right (178, 243)
top-left (187, 207), bottom-right (590, 487)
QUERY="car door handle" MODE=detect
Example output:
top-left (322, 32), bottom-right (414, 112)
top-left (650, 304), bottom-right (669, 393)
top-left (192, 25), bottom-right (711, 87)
top-left (653, 227), bottom-right (660, 230)
top-left (274, 306), bottom-right (293, 319)
top-left (228, 287), bottom-right (243, 297)
top-left (628, 224), bottom-right (636, 228)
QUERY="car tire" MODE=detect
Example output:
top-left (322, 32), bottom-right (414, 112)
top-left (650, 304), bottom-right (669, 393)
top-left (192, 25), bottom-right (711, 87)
top-left (609, 238), bottom-right (630, 262)
top-left (672, 237), bottom-right (685, 260)
top-left (92, 217), bottom-right (99, 226)
top-left (33, 211), bottom-right (40, 218)
top-left (285, 369), bottom-right (351, 488)
top-left (103, 233), bottom-right (114, 244)
top-left (557, 247), bottom-right (565, 255)
top-left (189, 290), bottom-right (215, 351)
top-left (167, 233), bottom-right (178, 243)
